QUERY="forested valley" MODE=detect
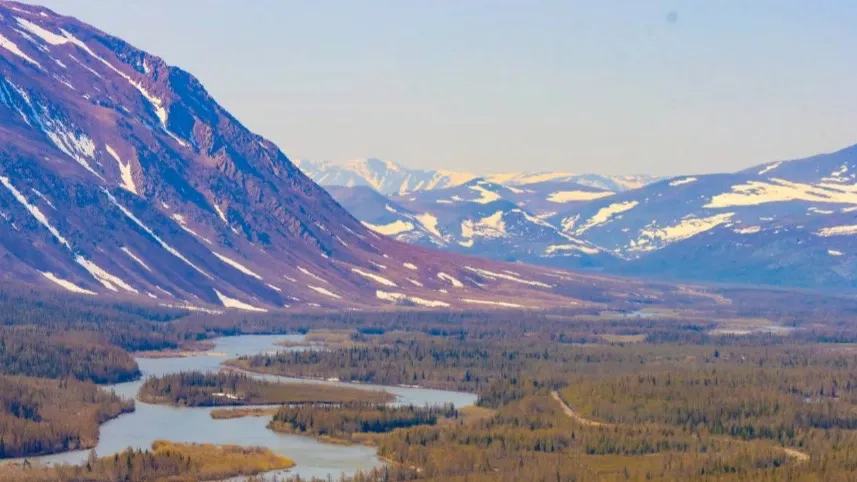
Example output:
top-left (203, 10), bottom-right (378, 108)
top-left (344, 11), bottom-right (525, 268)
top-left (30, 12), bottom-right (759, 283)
top-left (4, 285), bottom-right (857, 479)
top-left (238, 330), bottom-right (857, 481)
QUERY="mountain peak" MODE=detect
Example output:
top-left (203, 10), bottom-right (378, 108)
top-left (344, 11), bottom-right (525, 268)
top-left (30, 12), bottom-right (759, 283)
top-left (0, 3), bottom-right (709, 311)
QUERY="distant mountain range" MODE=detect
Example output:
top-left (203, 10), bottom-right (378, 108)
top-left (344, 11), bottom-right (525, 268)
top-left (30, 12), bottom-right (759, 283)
top-left (311, 147), bottom-right (857, 290)
top-left (295, 158), bottom-right (660, 195)
top-left (0, 1), bottom-right (719, 312)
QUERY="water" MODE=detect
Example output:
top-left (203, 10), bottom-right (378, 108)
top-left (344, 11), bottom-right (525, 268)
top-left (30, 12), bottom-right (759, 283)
top-left (14, 334), bottom-right (477, 480)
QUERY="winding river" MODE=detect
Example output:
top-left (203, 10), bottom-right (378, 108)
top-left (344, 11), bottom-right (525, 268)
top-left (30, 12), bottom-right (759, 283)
top-left (17, 334), bottom-right (477, 480)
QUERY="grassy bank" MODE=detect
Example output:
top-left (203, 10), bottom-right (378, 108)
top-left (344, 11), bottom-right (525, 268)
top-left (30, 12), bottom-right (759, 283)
top-left (0, 440), bottom-right (294, 481)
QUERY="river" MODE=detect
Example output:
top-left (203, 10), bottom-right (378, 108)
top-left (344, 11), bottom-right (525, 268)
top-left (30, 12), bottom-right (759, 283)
top-left (17, 334), bottom-right (477, 480)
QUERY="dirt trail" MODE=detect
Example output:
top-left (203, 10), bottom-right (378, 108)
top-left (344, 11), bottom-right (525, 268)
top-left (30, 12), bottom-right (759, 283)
top-left (550, 391), bottom-right (809, 463)
top-left (551, 391), bottom-right (612, 427)
top-left (782, 447), bottom-right (810, 462)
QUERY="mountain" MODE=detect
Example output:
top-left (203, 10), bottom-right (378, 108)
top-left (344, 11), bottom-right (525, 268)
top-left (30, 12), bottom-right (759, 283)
top-left (295, 158), bottom-right (661, 195)
top-left (0, 1), bottom-right (717, 312)
top-left (330, 146), bottom-right (857, 290)
top-left (328, 179), bottom-right (610, 270)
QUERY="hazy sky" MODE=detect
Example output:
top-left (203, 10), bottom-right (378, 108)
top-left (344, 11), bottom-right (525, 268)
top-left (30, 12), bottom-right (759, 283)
top-left (29, 1), bottom-right (857, 175)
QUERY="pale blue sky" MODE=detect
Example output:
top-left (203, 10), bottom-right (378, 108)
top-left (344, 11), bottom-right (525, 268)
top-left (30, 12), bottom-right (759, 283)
top-left (29, 1), bottom-right (857, 175)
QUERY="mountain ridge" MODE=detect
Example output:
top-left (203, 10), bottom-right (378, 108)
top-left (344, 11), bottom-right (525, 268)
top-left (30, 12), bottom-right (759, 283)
top-left (295, 157), bottom-right (661, 195)
top-left (0, 1), bottom-right (721, 312)
top-left (324, 143), bottom-right (857, 289)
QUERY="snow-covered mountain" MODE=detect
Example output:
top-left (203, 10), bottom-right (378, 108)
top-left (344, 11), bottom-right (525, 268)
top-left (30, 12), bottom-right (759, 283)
top-left (0, 1), bottom-right (719, 311)
top-left (328, 180), bottom-right (609, 270)
top-left (331, 146), bottom-right (857, 289)
top-left (295, 158), bottom-right (660, 195)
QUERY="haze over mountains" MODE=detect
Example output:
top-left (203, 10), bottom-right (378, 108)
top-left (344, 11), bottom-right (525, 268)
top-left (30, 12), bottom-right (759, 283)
top-left (0, 1), bottom-right (725, 312)
top-left (295, 158), bottom-right (659, 195)
top-left (0, 0), bottom-right (850, 322)
top-left (310, 148), bottom-right (857, 290)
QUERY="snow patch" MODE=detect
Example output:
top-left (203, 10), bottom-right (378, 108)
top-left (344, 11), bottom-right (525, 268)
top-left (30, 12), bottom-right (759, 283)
top-left (757, 162), bottom-right (781, 175)
top-left (155, 286), bottom-right (173, 297)
top-left (213, 204), bottom-right (229, 224)
top-left (105, 145), bottom-right (137, 195)
top-left (544, 243), bottom-right (600, 256)
top-left (514, 209), bottom-right (557, 229)
top-left (29, 188), bottom-right (55, 210)
top-left (213, 289), bottom-right (268, 312)
top-left (575, 201), bottom-right (638, 234)
top-left (75, 257), bottom-right (138, 293)
top-left (15, 17), bottom-right (70, 46)
top-left (461, 211), bottom-right (506, 240)
top-left (706, 179), bottom-right (857, 208)
top-left (403, 262), bottom-right (418, 271)
top-left (669, 177), bottom-right (697, 187)
top-left (212, 251), bottom-right (263, 280)
top-left (298, 267), bottom-right (329, 284)
top-left (13, 86), bottom-right (105, 180)
top-left (468, 184), bottom-right (501, 204)
top-left (103, 189), bottom-right (212, 279)
top-left (171, 214), bottom-right (213, 244)
top-left (464, 266), bottom-right (552, 288)
top-left (462, 299), bottom-right (525, 308)
top-left (414, 213), bottom-right (443, 239)
top-left (547, 190), bottom-right (613, 203)
top-left (733, 225), bottom-right (761, 235)
top-left (437, 272), bottom-right (464, 288)
top-left (376, 291), bottom-right (450, 308)
top-left (362, 220), bottom-right (414, 236)
top-left (632, 213), bottom-right (735, 251)
top-left (120, 246), bottom-right (151, 272)
top-left (307, 285), bottom-right (341, 299)
top-left (351, 267), bottom-right (397, 287)
top-left (816, 225), bottom-right (857, 237)
top-left (17, 17), bottom-right (188, 147)
top-left (1, 175), bottom-right (72, 249)
top-left (41, 272), bottom-right (96, 295)
top-left (828, 249), bottom-right (845, 257)
top-left (160, 303), bottom-right (223, 315)
top-left (808, 207), bottom-right (834, 215)
top-left (0, 32), bottom-right (40, 67)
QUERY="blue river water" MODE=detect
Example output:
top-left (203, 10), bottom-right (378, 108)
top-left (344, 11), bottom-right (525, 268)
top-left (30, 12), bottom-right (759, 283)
top-left (17, 334), bottom-right (477, 480)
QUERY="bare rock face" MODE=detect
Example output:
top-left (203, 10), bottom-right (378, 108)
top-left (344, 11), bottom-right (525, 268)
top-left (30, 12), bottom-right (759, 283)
top-left (0, 1), bottom-right (705, 311)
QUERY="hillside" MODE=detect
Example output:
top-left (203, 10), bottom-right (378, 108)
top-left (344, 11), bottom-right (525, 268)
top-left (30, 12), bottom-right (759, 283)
top-left (0, 1), bottom-right (714, 311)
top-left (327, 146), bottom-right (857, 289)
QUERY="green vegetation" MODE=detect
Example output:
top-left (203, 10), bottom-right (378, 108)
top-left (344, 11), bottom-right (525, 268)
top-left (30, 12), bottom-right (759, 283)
top-left (0, 327), bottom-right (140, 384)
top-left (242, 335), bottom-right (857, 481)
top-left (228, 335), bottom-right (533, 392)
top-left (0, 375), bottom-right (134, 458)
top-left (4, 284), bottom-right (857, 479)
top-left (138, 371), bottom-right (394, 406)
top-left (0, 441), bottom-right (294, 481)
top-left (269, 403), bottom-right (457, 443)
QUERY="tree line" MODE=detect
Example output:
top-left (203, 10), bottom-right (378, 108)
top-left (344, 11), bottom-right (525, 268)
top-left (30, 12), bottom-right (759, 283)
top-left (0, 441), bottom-right (294, 481)
top-left (269, 402), bottom-right (457, 442)
top-left (138, 371), bottom-right (393, 407)
top-left (0, 375), bottom-right (133, 458)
